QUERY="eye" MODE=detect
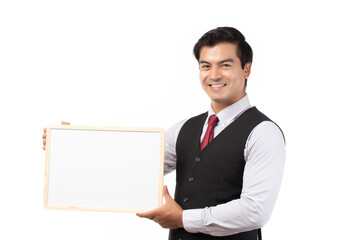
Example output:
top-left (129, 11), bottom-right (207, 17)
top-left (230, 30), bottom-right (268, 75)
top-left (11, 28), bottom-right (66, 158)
top-left (201, 64), bottom-right (211, 70)
top-left (222, 64), bottom-right (232, 68)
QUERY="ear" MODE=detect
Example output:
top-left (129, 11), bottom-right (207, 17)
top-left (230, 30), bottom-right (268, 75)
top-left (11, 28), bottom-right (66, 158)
top-left (244, 62), bottom-right (252, 79)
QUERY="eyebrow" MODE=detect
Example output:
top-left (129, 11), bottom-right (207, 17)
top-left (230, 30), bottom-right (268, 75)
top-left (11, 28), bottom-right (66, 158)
top-left (199, 60), bottom-right (210, 65)
top-left (219, 59), bottom-right (234, 64)
top-left (199, 59), bottom-right (234, 65)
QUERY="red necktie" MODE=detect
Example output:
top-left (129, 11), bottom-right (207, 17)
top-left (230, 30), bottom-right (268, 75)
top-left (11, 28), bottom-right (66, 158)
top-left (200, 115), bottom-right (219, 150)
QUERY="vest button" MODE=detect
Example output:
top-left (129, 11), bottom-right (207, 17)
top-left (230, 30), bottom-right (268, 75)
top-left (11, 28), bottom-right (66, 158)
top-left (195, 157), bottom-right (200, 162)
top-left (189, 177), bottom-right (194, 182)
top-left (183, 197), bottom-right (189, 203)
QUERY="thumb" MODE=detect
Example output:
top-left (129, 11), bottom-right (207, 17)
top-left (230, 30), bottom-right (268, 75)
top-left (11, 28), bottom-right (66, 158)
top-left (163, 185), bottom-right (172, 200)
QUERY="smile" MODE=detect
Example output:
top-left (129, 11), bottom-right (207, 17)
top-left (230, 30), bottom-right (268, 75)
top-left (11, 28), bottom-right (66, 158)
top-left (210, 84), bottom-right (226, 87)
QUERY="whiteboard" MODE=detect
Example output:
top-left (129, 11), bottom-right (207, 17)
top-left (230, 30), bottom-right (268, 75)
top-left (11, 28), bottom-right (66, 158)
top-left (44, 125), bottom-right (164, 213)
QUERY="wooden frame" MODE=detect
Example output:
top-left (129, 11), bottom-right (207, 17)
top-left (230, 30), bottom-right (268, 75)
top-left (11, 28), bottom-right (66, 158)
top-left (44, 125), bottom-right (164, 213)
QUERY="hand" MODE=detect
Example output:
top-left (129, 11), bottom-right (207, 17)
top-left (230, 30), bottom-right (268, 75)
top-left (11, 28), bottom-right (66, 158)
top-left (42, 121), bottom-right (70, 150)
top-left (137, 186), bottom-right (184, 229)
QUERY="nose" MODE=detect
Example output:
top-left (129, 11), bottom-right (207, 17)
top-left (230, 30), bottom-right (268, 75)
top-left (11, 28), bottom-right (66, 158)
top-left (209, 66), bottom-right (221, 81)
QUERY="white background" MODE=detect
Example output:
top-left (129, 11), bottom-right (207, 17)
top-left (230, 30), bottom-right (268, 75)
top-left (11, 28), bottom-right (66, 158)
top-left (1, 0), bottom-right (359, 239)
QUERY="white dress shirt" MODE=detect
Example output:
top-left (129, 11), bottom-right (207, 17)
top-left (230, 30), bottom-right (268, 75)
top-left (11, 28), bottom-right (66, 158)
top-left (164, 95), bottom-right (286, 237)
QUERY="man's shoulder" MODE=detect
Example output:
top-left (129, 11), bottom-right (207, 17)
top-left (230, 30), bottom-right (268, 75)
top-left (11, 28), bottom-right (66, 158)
top-left (186, 112), bottom-right (208, 124)
top-left (165, 112), bottom-right (208, 143)
top-left (245, 107), bottom-right (285, 144)
top-left (242, 107), bottom-right (270, 121)
top-left (232, 107), bottom-right (285, 143)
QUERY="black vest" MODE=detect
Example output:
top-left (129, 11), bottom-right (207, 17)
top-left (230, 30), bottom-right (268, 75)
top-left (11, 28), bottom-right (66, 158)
top-left (169, 107), bottom-right (272, 240)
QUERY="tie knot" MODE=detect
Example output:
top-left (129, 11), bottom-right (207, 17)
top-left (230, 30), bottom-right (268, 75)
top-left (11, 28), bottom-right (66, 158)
top-left (208, 115), bottom-right (219, 126)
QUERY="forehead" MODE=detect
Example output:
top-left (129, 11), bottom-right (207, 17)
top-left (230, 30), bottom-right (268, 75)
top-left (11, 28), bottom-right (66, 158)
top-left (199, 42), bottom-right (239, 63)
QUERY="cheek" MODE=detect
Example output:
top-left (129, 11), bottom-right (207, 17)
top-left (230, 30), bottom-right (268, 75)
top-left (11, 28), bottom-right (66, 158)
top-left (199, 73), bottom-right (207, 84)
top-left (229, 73), bottom-right (244, 86)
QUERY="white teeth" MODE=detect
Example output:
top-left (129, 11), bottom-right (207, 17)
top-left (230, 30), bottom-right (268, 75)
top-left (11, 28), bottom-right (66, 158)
top-left (211, 84), bottom-right (225, 87)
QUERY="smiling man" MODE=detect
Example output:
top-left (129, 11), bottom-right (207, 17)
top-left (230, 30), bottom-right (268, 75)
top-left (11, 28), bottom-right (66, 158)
top-left (137, 27), bottom-right (285, 240)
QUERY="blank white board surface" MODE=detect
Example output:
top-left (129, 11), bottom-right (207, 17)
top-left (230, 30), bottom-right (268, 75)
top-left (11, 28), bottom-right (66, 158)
top-left (44, 126), bottom-right (164, 213)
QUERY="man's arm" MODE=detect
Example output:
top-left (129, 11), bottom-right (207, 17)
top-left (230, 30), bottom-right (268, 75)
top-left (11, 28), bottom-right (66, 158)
top-left (182, 121), bottom-right (285, 236)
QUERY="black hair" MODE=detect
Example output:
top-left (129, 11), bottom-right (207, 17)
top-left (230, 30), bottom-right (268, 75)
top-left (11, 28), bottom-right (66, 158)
top-left (193, 27), bottom-right (253, 69)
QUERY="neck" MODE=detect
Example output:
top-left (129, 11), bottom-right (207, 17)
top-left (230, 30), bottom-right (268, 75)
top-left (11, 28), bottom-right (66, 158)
top-left (211, 93), bottom-right (246, 114)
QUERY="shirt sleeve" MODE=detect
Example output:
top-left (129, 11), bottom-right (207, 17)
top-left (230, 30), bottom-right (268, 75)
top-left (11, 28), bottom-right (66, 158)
top-left (182, 121), bottom-right (286, 236)
top-left (164, 119), bottom-right (187, 175)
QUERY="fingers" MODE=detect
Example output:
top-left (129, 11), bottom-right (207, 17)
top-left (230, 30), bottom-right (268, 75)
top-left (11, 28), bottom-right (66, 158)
top-left (137, 209), bottom-right (157, 219)
top-left (61, 121), bottom-right (70, 125)
top-left (137, 210), bottom-right (163, 227)
top-left (43, 129), bottom-right (47, 140)
top-left (42, 128), bottom-right (47, 150)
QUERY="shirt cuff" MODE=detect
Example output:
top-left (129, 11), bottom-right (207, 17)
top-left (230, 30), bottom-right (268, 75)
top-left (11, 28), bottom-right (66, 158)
top-left (183, 208), bottom-right (205, 233)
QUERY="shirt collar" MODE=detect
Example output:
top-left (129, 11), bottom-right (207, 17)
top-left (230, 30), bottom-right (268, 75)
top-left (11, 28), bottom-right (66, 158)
top-left (207, 94), bottom-right (252, 127)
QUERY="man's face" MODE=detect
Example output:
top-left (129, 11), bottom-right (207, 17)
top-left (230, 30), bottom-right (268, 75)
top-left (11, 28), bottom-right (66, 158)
top-left (199, 42), bottom-right (251, 113)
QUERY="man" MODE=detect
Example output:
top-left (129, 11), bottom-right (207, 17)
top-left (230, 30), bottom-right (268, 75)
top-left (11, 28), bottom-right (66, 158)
top-left (43, 27), bottom-right (285, 240)
top-left (136, 27), bottom-right (285, 240)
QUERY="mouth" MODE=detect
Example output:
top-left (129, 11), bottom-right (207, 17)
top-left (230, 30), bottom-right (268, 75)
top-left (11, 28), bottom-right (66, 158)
top-left (209, 84), bottom-right (226, 88)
